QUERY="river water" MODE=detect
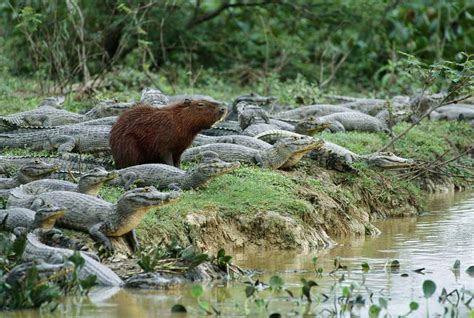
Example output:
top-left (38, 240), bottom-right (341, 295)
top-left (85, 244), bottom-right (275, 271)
top-left (4, 191), bottom-right (474, 317)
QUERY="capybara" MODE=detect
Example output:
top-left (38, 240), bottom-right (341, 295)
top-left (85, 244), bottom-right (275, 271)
top-left (109, 99), bottom-right (227, 168)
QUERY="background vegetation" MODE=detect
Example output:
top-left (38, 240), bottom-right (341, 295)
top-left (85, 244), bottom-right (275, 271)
top-left (0, 0), bottom-right (473, 99)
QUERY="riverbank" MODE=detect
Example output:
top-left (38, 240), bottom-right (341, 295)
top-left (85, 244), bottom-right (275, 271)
top-left (88, 120), bottom-right (472, 254)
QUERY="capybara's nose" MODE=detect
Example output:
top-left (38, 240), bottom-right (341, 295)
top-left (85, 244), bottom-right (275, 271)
top-left (219, 107), bottom-right (227, 113)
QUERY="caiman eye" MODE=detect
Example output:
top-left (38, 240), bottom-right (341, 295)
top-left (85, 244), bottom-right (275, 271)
top-left (198, 102), bottom-right (205, 107)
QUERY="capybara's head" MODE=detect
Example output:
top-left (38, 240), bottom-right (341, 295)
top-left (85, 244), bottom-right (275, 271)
top-left (177, 99), bottom-right (227, 129)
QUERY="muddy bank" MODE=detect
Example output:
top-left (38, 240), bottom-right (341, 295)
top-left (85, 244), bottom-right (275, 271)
top-left (135, 162), bottom-right (462, 254)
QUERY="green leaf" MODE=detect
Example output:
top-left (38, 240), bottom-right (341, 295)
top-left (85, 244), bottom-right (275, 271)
top-left (79, 275), bottom-right (97, 290)
top-left (68, 251), bottom-right (85, 270)
top-left (362, 262), bottom-right (370, 272)
top-left (422, 280), bottom-right (436, 298)
top-left (217, 248), bottom-right (225, 259)
top-left (245, 286), bottom-right (255, 298)
top-left (368, 304), bottom-right (381, 318)
top-left (191, 285), bottom-right (203, 298)
top-left (198, 300), bottom-right (209, 312)
top-left (409, 301), bottom-right (419, 311)
top-left (269, 276), bottom-right (284, 290)
top-left (255, 298), bottom-right (265, 308)
top-left (342, 286), bottom-right (350, 298)
top-left (171, 304), bottom-right (187, 313)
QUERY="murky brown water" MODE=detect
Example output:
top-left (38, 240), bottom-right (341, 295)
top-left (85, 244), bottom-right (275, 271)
top-left (3, 191), bottom-right (474, 317)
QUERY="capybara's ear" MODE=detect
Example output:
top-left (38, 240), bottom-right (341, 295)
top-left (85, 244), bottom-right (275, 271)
top-left (184, 99), bottom-right (191, 106)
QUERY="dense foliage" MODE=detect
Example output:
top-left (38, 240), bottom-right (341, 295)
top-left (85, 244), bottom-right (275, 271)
top-left (0, 0), bottom-right (472, 94)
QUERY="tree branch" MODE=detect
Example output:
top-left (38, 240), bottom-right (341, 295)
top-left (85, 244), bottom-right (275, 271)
top-left (186, 0), bottom-right (276, 28)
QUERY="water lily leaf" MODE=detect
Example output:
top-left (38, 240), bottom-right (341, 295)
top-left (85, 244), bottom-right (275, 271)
top-left (191, 285), bottom-right (203, 298)
top-left (368, 304), bottom-right (381, 318)
top-left (409, 301), bottom-right (419, 311)
top-left (171, 304), bottom-right (187, 313)
top-left (361, 262), bottom-right (370, 272)
top-left (423, 280), bottom-right (436, 298)
top-left (269, 276), bottom-right (284, 290)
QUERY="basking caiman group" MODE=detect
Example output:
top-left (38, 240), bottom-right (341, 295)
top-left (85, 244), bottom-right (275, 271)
top-left (1, 87), bottom-right (471, 288)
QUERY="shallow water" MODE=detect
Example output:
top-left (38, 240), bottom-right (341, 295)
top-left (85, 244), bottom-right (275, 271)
top-left (4, 191), bottom-right (474, 317)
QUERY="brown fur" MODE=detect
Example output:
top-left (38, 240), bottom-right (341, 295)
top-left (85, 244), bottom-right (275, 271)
top-left (109, 99), bottom-right (226, 168)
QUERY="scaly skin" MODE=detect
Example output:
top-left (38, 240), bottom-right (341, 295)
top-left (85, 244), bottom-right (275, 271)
top-left (140, 87), bottom-right (170, 106)
top-left (0, 154), bottom-right (113, 177)
top-left (4, 259), bottom-right (75, 289)
top-left (274, 104), bottom-right (356, 119)
top-left (0, 103), bottom-right (85, 132)
top-left (0, 124), bottom-right (111, 154)
top-left (8, 187), bottom-right (181, 252)
top-left (14, 168), bottom-right (118, 197)
top-left (0, 205), bottom-right (65, 232)
top-left (193, 134), bottom-right (272, 150)
top-left (182, 135), bottom-right (323, 169)
top-left (0, 160), bottom-right (60, 190)
top-left (202, 121), bottom-right (242, 136)
top-left (23, 229), bottom-right (123, 286)
top-left (84, 99), bottom-right (136, 119)
top-left (110, 156), bottom-right (240, 190)
top-left (256, 129), bottom-right (415, 172)
top-left (318, 112), bottom-right (389, 133)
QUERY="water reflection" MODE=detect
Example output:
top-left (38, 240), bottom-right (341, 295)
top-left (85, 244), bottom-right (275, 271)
top-left (3, 192), bottom-right (473, 317)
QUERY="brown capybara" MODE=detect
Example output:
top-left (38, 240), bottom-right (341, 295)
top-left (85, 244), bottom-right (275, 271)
top-left (109, 99), bottom-right (227, 168)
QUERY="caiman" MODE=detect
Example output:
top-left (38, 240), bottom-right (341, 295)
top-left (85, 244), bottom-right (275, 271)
top-left (182, 135), bottom-right (324, 169)
top-left (9, 187), bottom-right (181, 252)
top-left (3, 259), bottom-right (75, 289)
top-left (108, 152), bottom-right (240, 190)
top-left (317, 112), bottom-right (390, 133)
top-left (140, 87), bottom-right (170, 106)
top-left (0, 154), bottom-right (113, 177)
top-left (255, 130), bottom-right (415, 172)
top-left (84, 99), bottom-right (136, 119)
top-left (0, 98), bottom-right (85, 132)
top-left (23, 229), bottom-right (123, 286)
top-left (0, 204), bottom-right (65, 232)
top-left (0, 123), bottom-right (111, 154)
top-left (273, 104), bottom-right (356, 119)
top-left (7, 168), bottom-right (117, 209)
top-left (0, 160), bottom-right (60, 192)
top-left (193, 134), bottom-right (272, 150)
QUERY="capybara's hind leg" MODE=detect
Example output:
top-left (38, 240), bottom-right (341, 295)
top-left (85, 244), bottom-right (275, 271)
top-left (115, 139), bottom-right (142, 168)
top-left (161, 152), bottom-right (174, 166)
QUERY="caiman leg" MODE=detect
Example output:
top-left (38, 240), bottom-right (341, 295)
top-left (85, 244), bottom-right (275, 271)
top-left (124, 230), bottom-right (139, 252)
top-left (49, 135), bottom-right (76, 153)
top-left (89, 223), bottom-right (114, 251)
top-left (121, 172), bottom-right (138, 190)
